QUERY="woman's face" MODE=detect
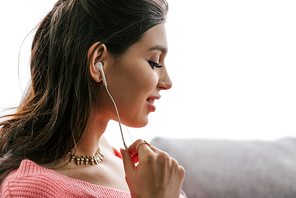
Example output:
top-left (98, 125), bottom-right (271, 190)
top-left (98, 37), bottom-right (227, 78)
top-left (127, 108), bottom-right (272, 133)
top-left (98, 23), bottom-right (172, 128)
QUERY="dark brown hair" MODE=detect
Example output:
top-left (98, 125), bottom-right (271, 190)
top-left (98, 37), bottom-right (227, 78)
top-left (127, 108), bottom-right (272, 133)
top-left (0, 0), bottom-right (168, 182)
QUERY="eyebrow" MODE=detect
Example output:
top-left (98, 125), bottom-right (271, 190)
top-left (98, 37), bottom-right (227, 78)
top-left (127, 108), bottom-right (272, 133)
top-left (149, 45), bottom-right (168, 54)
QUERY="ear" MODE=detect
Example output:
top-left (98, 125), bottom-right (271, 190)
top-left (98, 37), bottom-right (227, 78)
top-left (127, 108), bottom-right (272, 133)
top-left (88, 42), bottom-right (108, 83)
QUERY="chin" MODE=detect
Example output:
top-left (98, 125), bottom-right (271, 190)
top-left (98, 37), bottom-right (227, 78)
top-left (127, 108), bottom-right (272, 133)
top-left (133, 121), bottom-right (148, 128)
top-left (121, 117), bottom-right (149, 128)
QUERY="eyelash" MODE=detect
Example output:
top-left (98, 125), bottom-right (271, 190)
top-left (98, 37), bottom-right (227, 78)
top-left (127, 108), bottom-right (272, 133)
top-left (148, 60), bottom-right (163, 69)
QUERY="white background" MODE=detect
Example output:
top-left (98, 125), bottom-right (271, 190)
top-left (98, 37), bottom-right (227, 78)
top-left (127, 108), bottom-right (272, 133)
top-left (1, 0), bottom-right (295, 149)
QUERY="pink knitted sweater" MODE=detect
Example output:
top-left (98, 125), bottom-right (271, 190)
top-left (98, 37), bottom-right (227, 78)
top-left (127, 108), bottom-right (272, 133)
top-left (1, 158), bottom-right (186, 197)
top-left (1, 159), bottom-right (132, 197)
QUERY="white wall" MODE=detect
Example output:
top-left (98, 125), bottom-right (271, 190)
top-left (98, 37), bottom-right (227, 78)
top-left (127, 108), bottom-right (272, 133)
top-left (1, 0), bottom-right (295, 149)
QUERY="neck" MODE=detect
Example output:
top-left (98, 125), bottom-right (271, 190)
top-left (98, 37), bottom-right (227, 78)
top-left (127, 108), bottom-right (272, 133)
top-left (73, 116), bottom-right (109, 156)
top-left (43, 113), bottom-right (112, 169)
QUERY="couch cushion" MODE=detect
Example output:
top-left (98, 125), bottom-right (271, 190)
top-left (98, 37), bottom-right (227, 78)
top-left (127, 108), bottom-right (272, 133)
top-left (151, 138), bottom-right (296, 198)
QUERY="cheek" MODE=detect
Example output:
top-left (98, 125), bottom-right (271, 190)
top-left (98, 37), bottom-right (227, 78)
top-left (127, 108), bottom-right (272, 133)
top-left (127, 68), bottom-right (159, 111)
top-left (132, 69), bottom-right (158, 94)
top-left (108, 64), bottom-right (158, 107)
top-left (126, 70), bottom-right (158, 126)
top-left (105, 63), bottom-right (158, 127)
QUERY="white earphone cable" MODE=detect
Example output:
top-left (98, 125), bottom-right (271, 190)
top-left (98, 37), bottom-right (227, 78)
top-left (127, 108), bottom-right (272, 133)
top-left (104, 86), bottom-right (129, 151)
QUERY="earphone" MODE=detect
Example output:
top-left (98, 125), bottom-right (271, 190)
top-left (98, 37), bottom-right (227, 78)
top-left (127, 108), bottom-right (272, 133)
top-left (95, 62), bottom-right (128, 151)
top-left (95, 62), bottom-right (107, 87)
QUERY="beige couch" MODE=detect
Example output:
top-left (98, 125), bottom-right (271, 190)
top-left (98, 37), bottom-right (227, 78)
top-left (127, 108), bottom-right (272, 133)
top-left (151, 137), bottom-right (296, 198)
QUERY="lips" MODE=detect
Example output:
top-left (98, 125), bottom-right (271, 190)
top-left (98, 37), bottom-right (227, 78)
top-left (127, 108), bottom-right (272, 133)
top-left (146, 95), bottom-right (161, 112)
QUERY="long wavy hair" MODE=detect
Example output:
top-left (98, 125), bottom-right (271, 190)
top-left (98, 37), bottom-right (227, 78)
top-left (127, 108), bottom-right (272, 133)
top-left (0, 0), bottom-right (168, 183)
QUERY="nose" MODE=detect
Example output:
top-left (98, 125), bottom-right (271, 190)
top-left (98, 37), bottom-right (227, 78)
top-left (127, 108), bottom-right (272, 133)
top-left (157, 67), bottom-right (172, 90)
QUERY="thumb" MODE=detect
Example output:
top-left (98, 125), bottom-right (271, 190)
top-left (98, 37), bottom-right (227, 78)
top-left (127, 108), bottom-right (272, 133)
top-left (120, 148), bottom-right (135, 174)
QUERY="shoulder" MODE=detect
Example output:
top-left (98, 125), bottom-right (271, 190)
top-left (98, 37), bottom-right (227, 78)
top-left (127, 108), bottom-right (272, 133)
top-left (1, 160), bottom-right (66, 197)
top-left (1, 159), bottom-right (131, 198)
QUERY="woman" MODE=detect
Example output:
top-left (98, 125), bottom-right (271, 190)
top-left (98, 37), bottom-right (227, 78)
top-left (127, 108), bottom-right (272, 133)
top-left (0, 0), bottom-right (185, 197)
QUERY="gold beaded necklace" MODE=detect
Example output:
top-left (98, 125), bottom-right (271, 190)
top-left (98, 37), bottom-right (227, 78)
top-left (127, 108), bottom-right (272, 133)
top-left (67, 148), bottom-right (104, 165)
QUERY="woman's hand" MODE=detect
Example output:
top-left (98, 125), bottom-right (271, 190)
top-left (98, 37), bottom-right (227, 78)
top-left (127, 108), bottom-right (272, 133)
top-left (121, 139), bottom-right (185, 198)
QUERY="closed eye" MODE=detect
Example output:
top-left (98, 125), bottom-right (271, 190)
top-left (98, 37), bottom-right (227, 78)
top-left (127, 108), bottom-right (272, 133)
top-left (148, 60), bottom-right (163, 69)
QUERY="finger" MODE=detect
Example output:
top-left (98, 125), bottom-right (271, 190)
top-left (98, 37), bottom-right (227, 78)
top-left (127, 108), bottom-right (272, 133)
top-left (120, 148), bottom-right (136, 174)
top-left (128, 139), bottom-right (156, 164)
top-left (149, 145), bottom-right (161, 153)
top-left (128, 139), bottom-right (152, 156)
top-left (136, 141), bottom-right (151, 153)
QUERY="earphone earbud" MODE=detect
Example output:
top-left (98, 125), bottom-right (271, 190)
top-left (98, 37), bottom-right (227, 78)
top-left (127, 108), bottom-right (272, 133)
top-left (95, 62), bottom-right (107, 87)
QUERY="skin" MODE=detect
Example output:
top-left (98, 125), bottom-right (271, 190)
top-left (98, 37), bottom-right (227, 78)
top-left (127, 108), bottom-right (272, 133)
top-left (49, 24), bottom-right (185, 198)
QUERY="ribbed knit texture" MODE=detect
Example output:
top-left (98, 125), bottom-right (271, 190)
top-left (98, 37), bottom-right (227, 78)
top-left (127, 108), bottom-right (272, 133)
top-left (1, 159), bottom-right (132, 197)
top-left (1, 148), bottom-right (186, 198)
